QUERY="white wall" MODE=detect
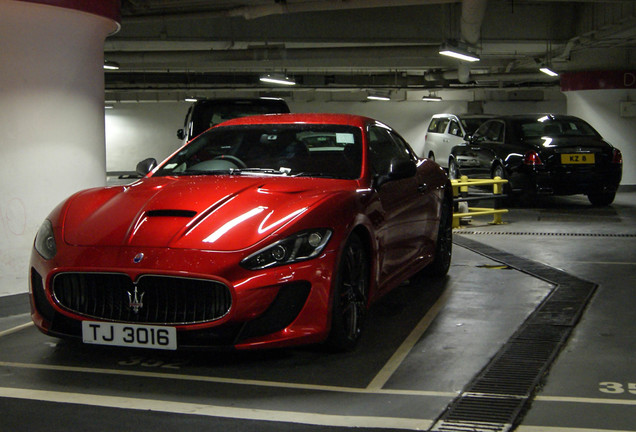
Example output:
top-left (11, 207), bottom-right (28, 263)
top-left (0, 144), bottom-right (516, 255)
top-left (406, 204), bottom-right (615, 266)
top-left (104, 96), bottom-right (568, 172)
top-left (0, 2), bottom-right (117, 297)
top-left (565, 89), bottom-right (636, 185)
top-left (105, 102), bottom-right (192, 172)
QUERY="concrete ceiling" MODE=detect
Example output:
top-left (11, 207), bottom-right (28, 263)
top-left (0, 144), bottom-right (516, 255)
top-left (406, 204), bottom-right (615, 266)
top-left (104, 0), bottom-right (636, 102)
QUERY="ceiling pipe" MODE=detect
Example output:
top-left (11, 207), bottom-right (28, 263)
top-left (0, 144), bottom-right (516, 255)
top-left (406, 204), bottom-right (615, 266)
top-left (460, 0), bottom-right (488, 46)
top-left (106, 45), bottom-right (448, 70)
top-left (123, 0), bottom-right (456, 24)
top-left (424, 70), bottom-right (557, 82)
top-left (454, 0), bottom-right (488, 83)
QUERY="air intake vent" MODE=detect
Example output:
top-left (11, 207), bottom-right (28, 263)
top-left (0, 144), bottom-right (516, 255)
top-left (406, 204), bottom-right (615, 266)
top-left (146, 209), bottom-right (197, 218)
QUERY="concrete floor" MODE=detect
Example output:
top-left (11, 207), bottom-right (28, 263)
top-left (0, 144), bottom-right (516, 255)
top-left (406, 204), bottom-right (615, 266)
top-left (1, 191), bottom-right (635, 432)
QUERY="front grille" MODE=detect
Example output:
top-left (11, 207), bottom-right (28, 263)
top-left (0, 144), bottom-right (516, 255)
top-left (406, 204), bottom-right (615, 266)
top-left (52, 273), bottom-right (231, 325)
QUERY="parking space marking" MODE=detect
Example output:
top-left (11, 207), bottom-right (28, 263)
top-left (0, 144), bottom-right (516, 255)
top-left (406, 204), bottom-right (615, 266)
top-left (535, 395), bottom-right (636, 406)
top-left (366, 287), bottom-right (452, 391)
top-left (0, 322), bottom-right (32, 338)
top-left (0, 361), bottom-right (457, 398)
top-left (518, 427), bottom-right (636, 432)
top-left (0, 386), bottom-right (434, 430)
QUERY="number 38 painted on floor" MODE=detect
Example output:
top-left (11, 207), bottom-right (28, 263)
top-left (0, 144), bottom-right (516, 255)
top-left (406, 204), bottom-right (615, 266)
top-left (599, 382), bottom-right (636, 394)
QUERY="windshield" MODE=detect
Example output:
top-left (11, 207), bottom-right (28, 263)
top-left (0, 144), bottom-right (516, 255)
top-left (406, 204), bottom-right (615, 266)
top-left (155, 124), bottom-right (363, 180)
top-left (515, 117), bottom-right (600, 139)
top-left (461, 118), bottom-right (490, 135)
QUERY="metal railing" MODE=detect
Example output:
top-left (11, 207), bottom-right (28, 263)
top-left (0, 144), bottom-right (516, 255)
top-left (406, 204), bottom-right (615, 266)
top-left (451, 175), bottom-right (508, 228)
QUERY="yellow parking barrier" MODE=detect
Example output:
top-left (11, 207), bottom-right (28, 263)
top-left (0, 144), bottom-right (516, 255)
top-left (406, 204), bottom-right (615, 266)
top-left (451, 175), bottom-right (509, 228)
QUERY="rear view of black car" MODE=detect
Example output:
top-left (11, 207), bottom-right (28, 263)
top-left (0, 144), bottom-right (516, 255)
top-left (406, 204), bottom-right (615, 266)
top-left (449, 114), bottom-right (623, 206)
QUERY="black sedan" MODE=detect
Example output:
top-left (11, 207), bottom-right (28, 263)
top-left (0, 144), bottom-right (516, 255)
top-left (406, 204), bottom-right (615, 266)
top-left (448, 114), bottom-right (623, 206)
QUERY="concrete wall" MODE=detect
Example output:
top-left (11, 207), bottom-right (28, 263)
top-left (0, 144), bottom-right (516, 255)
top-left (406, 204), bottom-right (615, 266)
top-left (0, 2), bottom-right (118, 297)
top-left (104, 96), bottom-right (569, 173)
top-left (565, 89), bottom-right (636, 185)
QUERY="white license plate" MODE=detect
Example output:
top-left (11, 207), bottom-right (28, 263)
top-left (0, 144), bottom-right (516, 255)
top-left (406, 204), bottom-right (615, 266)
top-left (82, 321), bottom-right (177, 350)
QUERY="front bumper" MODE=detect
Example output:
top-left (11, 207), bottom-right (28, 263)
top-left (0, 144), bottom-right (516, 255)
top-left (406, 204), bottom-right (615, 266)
top-left (29, 244), bottom-right (337, 350)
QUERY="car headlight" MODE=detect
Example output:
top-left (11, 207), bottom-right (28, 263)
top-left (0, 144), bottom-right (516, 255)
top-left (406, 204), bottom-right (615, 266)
top-left (241, 229), bottom-right (332, 270)
top-left (34, 220), bottom-right (57, 260)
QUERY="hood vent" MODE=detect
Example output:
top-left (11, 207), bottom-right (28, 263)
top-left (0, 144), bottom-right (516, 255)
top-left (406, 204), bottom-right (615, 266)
top-left (146, 209), bottom-right (197, 218)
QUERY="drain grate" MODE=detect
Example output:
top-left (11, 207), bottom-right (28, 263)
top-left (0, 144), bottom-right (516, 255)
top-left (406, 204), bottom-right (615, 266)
top-left (431, 420), bottom-right (509, 432)
top-left (457, 231), bottom-right (636, 238)
top-left (430, 236), bottom-right (599, 432)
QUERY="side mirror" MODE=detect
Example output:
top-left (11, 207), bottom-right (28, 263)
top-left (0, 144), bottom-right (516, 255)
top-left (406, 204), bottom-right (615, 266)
top-left (375, 158), bottom-right (416, 188)
top-left (136, 158), bottom-right (158, 176)
top-left (176, 129), bottom-right (186, 140)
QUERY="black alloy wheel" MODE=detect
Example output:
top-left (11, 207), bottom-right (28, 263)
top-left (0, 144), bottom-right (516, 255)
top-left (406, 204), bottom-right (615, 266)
top-left (448, 159), bottom-right (460, 180)
top-left (422, 198), bottom-right (453, 278)
top-left (411, 197), bottom-right (453, 286)
top-left (326, 233), bottom-right (369, 351)
top-left (492, 163), bottom-right (506, 180)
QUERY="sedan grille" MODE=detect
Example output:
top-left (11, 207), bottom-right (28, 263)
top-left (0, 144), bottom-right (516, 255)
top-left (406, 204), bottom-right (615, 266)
top-left (52, 273), bottom-right (232, 325)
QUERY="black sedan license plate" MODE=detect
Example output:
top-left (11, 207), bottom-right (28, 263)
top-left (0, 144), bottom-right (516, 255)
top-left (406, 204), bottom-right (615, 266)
top-left (561, 153), bottom-right (595, 164)
top-left (82, 321), bottom-right (177, 350)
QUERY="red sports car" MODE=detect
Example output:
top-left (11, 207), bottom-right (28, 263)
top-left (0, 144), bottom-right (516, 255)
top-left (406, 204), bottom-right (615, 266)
top-left (29, 114), bottom-right (453, 351)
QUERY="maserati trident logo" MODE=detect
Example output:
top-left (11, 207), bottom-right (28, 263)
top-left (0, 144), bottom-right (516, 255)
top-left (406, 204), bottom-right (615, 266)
top-left (127, 287), bottom-right (145, 314)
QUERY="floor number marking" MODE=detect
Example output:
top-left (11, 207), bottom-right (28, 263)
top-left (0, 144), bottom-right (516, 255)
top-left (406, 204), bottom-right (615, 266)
top-left (599, 382), bottom-right (636, 395)
top-left (118, 356), bottom-right (188, 370)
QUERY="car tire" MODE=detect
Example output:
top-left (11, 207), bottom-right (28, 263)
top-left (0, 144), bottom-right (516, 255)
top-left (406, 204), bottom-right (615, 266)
top-left (413, 197), bottom-right (453, 281)
top-left (428, 152), bottom-right (436, 162)
top-left (491, 163), bottom-right (506, 181)
top-left (448, 159), bottom-right (460, 180)
top-left (491, 162), bottom-right (519, 205)
top-left (326, 233), bottom-right (369, 351)
top-left (587, 191), bottom-right (616, 207)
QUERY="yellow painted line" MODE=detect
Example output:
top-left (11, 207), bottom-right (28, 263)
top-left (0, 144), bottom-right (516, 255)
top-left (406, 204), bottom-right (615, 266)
top-left (0, 361), bottom-right (456, 398)
top-left (0, 386), bottom-right (433, 430)
top-left (0, 322), bottom-right (32, 338)
top-left (366, 287), bottom-right (452, 391)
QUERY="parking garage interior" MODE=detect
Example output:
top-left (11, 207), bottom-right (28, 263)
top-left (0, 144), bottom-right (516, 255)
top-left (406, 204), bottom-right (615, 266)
top-left (1, 1), bottom-right (635, 432)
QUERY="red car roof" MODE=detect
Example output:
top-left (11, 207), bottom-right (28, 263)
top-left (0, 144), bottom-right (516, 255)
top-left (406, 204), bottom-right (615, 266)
top-left (217, 113), bottom-right (374, 128)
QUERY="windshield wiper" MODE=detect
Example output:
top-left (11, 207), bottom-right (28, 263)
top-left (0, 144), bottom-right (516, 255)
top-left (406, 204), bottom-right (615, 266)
top-left (232, 168), bottom-right (290, 176)
top-left (172, 169), bottom-right (232, 176)
top-left (292, 172), bottom-right (342, 179)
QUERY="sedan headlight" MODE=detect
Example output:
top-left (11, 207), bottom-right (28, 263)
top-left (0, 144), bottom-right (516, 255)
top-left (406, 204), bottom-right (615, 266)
top-left (34, 220), bottom-right (57, 260)
top-left (241, 229), bottom-right (332, 270)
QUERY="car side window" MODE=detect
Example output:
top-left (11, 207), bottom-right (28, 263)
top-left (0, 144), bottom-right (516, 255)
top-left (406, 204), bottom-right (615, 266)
top-left (486, 121), bottom-right (505, 143)
top-left (472, 122), bottom-right (490, 142)
top-left (449, 120), bottom-right (461, 137)
top-left (387, 130), bottom-right (417, 160)
top-left (427, 118), bottom-right (439, 133)
top-left (475, 121), bottom-right (504, 143)
top-left (437, 118), bottom-right (450, 133)
top-left (368, 126), bottom-right (411, 175)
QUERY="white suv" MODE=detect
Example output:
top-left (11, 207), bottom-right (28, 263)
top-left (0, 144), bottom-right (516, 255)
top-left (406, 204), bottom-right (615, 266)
top-left (423, 113), bottom-right (493, 168)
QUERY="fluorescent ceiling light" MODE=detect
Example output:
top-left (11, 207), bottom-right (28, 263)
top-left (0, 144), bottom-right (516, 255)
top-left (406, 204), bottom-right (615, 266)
top-left (260, 74), bottom-right (296, 86)
top-left (539, 66), bottom-right (559, 77)
top-left (439, 41), bottom-right (480, 62)
top-left (422, 95), bottom-right (442, 101)
top-left (367, 94), bottom-right (391, 101)
top-left (103, 60), bottom-right (120, 70)
top-left (185, 97), bottom-right (198, 102)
